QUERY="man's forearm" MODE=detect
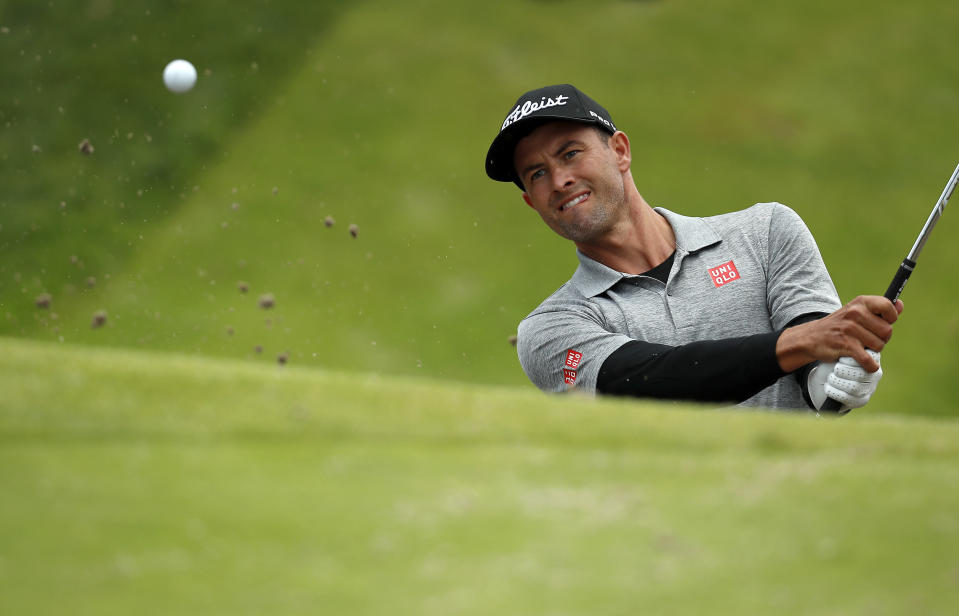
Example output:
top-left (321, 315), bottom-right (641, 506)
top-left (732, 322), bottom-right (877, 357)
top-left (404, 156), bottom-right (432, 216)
top-left (596, 331), bottom-right (786, 403)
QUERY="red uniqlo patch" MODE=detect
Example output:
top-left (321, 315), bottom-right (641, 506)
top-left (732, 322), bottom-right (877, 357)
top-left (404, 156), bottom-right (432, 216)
top-left (708, 260), bottom-right (740, 288)
top-left (563, 369), bottom-right (578, 385)
top-left (565, 349), bottom-right (583, 369)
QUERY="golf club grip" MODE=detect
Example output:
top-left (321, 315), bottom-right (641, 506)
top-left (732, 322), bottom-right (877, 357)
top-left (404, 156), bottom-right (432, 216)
top-left (819, 258), bottom-right (916, 414)
top-left (819, 396), bottom-right (846, 413)
top-left (883, 258), bottom-right (915, 303)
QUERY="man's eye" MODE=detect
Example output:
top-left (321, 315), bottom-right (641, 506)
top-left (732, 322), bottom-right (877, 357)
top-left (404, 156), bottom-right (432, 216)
top-left (530, 169), bottom-right (545, 182)
top-left (564, 149), bottom-right (580, 160)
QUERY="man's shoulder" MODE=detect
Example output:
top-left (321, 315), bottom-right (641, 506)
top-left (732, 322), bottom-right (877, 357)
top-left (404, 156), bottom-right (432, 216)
top-left (701, 201), bottom-right (795, 231)
top-left (522, 280), bottom-right (591, 321)
top-left (685, 202), bottom-right (811, 249)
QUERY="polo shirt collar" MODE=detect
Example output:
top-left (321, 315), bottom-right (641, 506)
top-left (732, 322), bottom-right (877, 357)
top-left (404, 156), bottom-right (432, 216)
top-left (655, 207), bottom-right (722, 254)
top-left (569, 250), bottom-right (624, 297)
top-left (568, 207), bottom-right (722, 297)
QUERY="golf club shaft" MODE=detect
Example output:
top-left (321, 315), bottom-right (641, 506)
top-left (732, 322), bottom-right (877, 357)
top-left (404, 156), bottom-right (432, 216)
top-left (882, 163), bottom-right (959, 303)
top-left (820, 162), bottom-right (959, 414)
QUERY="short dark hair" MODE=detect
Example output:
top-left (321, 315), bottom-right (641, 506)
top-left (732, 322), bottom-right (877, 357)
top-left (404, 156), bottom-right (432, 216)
top-left (593, 126), bottom-right (611, 145)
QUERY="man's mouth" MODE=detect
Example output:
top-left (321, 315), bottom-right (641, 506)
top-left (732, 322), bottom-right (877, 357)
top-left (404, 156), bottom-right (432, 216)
top-left (559, 192), bottom-right (590, 212)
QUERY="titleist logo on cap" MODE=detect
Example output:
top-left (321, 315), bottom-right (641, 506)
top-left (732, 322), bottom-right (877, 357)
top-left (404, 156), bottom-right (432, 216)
top-left (501, 94), bottom-right (570, 131)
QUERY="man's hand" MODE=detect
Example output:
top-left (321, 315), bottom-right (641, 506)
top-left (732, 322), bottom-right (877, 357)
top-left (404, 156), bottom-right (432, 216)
top-left (776, 296), bottom-right (904, 373)
top-left (807, 350), bottom-right (883, 412)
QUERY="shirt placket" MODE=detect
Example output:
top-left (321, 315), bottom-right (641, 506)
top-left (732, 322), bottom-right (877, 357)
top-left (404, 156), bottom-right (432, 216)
top-left (624, 276), bottom-right (676, 333)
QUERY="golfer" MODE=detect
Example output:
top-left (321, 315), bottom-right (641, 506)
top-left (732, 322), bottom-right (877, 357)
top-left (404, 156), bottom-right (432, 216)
top-left (486, 84), bottom-right (903, 411)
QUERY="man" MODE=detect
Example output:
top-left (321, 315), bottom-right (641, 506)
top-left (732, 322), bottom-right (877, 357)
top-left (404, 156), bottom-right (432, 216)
top-left (485, 84), bottom-right (903, 412)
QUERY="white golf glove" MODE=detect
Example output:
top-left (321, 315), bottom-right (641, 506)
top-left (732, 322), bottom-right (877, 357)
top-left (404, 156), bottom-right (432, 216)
top-left (807, 350), bottom-right (883, 413)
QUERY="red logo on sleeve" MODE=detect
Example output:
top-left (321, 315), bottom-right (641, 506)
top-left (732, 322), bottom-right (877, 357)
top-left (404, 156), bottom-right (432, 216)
top-left (562, 349), bottom-right (583, 386)
top-left (708, 260), bottom-right (740, 288)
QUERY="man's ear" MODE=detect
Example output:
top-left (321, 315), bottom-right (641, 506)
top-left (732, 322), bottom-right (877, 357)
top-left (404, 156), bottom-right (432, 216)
top-left (610, 130), bottom-right (631, 172)
top-left (522, 192), bottom-right (533, 208)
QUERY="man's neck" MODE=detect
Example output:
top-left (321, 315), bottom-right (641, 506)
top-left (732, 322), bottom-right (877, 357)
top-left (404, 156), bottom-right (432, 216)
top-left (575, 195), bottom-right (676, 275)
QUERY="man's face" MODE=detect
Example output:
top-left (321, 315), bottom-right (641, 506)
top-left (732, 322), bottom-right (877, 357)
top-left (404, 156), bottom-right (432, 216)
top-left (513, 122), bottom-right (628, 243)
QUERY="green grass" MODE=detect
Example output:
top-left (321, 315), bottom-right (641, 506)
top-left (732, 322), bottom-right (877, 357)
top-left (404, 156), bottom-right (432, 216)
top-left (2, 336), bottom-right (959, 614)
top-left (3, 0), bottom-right (959, 415)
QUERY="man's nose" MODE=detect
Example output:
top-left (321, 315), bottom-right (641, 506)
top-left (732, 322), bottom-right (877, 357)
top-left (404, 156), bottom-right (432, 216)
top-left (551, 166), bottom-right (575, 191)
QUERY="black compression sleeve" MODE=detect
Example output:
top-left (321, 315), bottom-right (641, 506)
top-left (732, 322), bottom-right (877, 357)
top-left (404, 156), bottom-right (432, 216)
top-left (596, 331), bottom-right (786, 403)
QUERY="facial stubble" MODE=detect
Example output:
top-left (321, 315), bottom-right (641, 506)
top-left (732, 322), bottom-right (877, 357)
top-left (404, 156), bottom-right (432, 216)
top-left (548, 163), bottom-right (628, 244)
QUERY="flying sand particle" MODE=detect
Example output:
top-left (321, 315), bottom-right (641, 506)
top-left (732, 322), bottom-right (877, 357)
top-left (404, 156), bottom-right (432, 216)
top-left (237, 281), bottom-right (249, 294)
top-left (349, 223), bottom-right (359, 238)
top-left (277, 352), bottom-right (289, 366)
top-left (91, 310), bottom-right (107, 329)
top-left (78, 138), bottom-right (94, 155)
top-left (258, 293), bottom-right (275, 309)
top-left (324, 216), bottom-right (335, 228)
top-left (35, 293), bottom-right (52, 309)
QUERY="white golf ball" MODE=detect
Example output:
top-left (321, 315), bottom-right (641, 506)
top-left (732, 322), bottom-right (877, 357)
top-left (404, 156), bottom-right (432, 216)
top-left (163, 59), bottom-right (197, 93)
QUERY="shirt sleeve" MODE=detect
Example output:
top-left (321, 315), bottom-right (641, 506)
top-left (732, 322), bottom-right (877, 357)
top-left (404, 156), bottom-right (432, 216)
top-left (517, 296), bottom-right (633, 393)
top-left (765, 203), bottom-right (842, 328)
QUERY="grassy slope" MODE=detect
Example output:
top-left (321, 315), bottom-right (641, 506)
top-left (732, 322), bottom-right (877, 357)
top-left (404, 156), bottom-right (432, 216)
top-left (2, 0), bottom-right (959, 414)
top-left (2, 336), bottom-right (959, 614)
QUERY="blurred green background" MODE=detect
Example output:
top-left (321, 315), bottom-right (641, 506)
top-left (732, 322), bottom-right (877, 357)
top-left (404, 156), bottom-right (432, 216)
top-left (2, 0), bottom-right (958, 415)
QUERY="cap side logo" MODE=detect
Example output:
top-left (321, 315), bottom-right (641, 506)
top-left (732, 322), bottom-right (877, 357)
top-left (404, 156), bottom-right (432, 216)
top-left (708, 260), bottom-right (740, 288)
top-left (501, 94), bottom-right (570, 131)
top-left (588, 110), bottom-right (615, 132)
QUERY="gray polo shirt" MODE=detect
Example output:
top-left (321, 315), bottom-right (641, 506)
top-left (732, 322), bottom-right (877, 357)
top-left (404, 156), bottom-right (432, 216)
top-left (516, 202), bottom-right (842, 409)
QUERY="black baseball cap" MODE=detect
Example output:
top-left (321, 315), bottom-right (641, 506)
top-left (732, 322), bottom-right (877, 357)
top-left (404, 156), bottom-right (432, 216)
top-left (485, 84), bottom-right (617, 189)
